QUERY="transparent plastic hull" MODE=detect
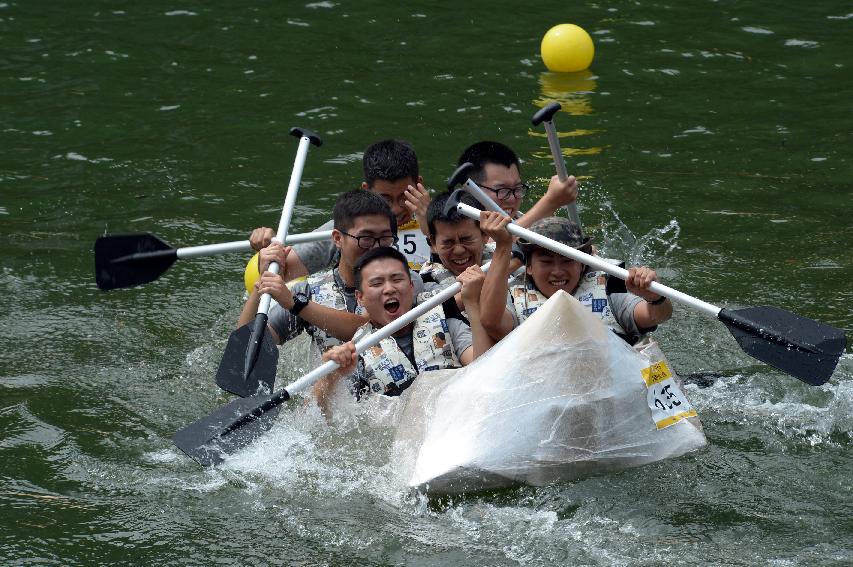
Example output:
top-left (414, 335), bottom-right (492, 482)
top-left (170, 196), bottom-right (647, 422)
top-left (393, 290), bottom-right (707, 495)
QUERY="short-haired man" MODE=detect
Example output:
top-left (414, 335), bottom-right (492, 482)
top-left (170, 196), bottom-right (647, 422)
top-left (251, 139), bottom-right (432, 278)
top-left (419, 191), bottom-right (490, 293)
top-left (457, 140), bottom-right (578, 228)
top-left (313, 247), bottom-right (493, 416)
top-left (239, 190), bottom-right (398, 353)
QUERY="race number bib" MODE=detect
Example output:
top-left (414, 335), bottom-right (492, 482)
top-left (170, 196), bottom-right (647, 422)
top-left (396, 219), bottom-right (431, 271)
top-left (641, 360), bottom-right (697, 429)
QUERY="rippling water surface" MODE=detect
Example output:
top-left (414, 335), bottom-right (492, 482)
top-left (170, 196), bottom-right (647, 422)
top-left (1, 1), bottom-right (851, 565)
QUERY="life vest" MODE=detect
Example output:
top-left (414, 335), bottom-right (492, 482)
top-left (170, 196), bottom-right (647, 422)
top-left (304, 268), bottom-right (366, 351)
top-left (395, 218), bottom-right (431, 271)
top-left (509, 260), bottom-right (629, 338)
top-left (355, 298), bottom-right (461, 396)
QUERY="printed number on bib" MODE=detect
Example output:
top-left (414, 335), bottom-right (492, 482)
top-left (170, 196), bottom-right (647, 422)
top-left (395, 223), bottom-right (431, 271)
top-left (641, 360), bottom-right (697, 429)
top-left (402, 233), bottom-right (418, 255)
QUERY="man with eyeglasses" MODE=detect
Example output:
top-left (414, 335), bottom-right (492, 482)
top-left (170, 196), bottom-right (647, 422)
top-left (457, 141), bottom-right (578, 227)
top-left (249, 139), bottom-right (433, 278)
top-left (238, 190), bottom-right (425, 355)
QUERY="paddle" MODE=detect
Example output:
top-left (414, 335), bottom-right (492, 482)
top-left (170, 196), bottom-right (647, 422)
top-left (531, 101), bottom-right (584, 235)
top-left (216, 127), bottom-right (322, 398)
top-left (94, 230), bottom-right (333, 290)
top-left (174, 270), bottom-right (474, 466)
top-left (445, 187), bottom-right (846, 386)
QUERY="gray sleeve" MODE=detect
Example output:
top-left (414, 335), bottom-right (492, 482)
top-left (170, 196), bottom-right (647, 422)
top-left (291, 219), bottom-right (337, 274)
top-left (447, 317), bottom-right (473, 360)
top-left (608, 291), bottom-right (647, 340)
top-left (267, 280), bottom-right (311, 343)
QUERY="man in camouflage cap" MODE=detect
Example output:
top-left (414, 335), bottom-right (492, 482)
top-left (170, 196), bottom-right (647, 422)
top-left (478, 213), bottom-right (673, 345)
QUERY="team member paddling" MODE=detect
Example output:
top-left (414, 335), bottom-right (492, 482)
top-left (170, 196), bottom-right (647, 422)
top-left (251, 139), bottom-right (433, 274)
top-left (420, 192), bottom-right (491, 292)
top-left (314, 247), bottom-right (492, 416)
top-left (457, 141), bottom-right (578, 227)
top-left (419, 192), bottom-right (525, 314)
top-left (479, 213), bottom-right (673, 345)
top-left (238, 190), bottom-right (398, 353)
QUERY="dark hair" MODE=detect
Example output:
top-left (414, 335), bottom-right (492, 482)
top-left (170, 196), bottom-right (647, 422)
top-left (362, 139), bottom-right (419, 187)
top-left (457, 141), bottom-right (520, 183)
top-left (353, 246), bottom-right (410, 291)
top-left (426, 191), bottom-right (485, 238)
top-left (332, 189), bottom-right (397, 234)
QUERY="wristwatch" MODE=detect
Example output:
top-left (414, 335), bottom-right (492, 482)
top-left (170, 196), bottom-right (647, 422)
top-left (290, 291), bottom-right (310, 316)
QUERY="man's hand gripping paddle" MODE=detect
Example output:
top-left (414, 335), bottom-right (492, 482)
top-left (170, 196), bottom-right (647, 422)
top-left (174, 270), bottom-right (477, 466)
top-left (444, 177), bottom-right (846, 387)
top-left (215, 127), bottom-right (322, 398)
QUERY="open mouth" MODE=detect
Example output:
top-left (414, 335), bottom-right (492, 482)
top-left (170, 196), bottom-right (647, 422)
top-left (450, 255), bottom-right (472, 267)
top-left (384, 298), bottom-right (401, 315)
top-left (549, 279), bottom-right (567, 288)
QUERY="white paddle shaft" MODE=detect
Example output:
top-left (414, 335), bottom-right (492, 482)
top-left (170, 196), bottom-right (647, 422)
top-left (175, 231), bottom-right (332, 259)
top-left (462, 180), bottom-right (506, 214)
top-left (257, 135), bottom-right (313, 316)
top-left (284, 262), bottom-right (490, 395)
top-left (454, 201), bottom-right (722, 319)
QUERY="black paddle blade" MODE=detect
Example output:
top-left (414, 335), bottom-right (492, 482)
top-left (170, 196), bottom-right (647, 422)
top-left (718, 306), bottom-right (847, 386)
top-left (173, 390), bottom-right (290, 467)
top-left (94, 234), bottom-right (177, 290)
top-left (216, 323), bottom-right (278, 397)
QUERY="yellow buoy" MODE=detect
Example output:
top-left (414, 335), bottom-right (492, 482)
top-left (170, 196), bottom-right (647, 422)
top-left (244, 252), bottom-right (260, 295)
top-left (541, 24), bottom-right (594, 73)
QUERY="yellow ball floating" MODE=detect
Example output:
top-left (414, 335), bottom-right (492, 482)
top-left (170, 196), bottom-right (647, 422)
top-left (244, 252), bottom-right (260, 295)
top-left (541, 24), bottom-right (594, 73)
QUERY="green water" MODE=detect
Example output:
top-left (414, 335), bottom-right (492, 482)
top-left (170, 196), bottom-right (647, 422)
top-left (1, 1), bottom-right (851, 565)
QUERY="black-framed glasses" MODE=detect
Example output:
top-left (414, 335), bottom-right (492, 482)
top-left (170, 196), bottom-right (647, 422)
top-left (479, 182), bottom-right (529, 201)
top-left (340, 231), bottom-right (398, 250)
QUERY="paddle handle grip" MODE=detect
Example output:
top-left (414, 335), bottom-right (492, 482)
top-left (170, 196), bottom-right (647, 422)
top-left (175, 231), bottom-right (333, 260)
top-left (454, 201), bottom-right (722, 319)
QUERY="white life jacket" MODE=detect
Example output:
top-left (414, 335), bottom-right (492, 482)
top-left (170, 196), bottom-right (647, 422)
top-left (304, 268), bottom-right (365, 351)
top-left (355, 299), bottom-right (460, 396)
top-left (509, 261), bottom-right (629, 338)
top-left (395, 218), bottom-right (431, 271)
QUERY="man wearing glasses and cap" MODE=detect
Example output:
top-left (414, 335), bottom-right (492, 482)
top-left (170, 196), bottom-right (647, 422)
top-left (239, 189), bottom-right (426, 355)
top-left (456, 140), bottom-right (578, 227)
